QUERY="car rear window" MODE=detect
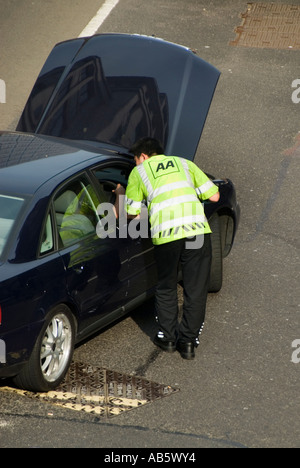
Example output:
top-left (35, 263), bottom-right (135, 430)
top-left (0, 195), bottom-right (25, 256)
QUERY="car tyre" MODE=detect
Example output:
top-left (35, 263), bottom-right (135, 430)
top-left (208, 215), bottom-right (223, 293)
top-left (13, 305), bottom-right (75, 392)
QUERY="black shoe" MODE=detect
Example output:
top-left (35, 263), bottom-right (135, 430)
top-left (176, 341), bottom-right (195, 360)
top-left (153, 335), bottom-right (176, 353)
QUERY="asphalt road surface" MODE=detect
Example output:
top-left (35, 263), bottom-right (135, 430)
top-left (0, 0), bottom-right (299, 449)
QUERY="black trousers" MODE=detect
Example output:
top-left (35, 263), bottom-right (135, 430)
top-left (153, 234), bottom-right (212, 343)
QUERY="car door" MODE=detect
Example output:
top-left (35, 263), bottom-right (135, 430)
top-left (125, 215), bottom-right (157, 300)
top-left (90, 161), bottom-right (157, 304)
top-left (53, 174), bottom-right (130, 335)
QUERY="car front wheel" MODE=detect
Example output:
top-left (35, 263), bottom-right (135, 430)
top-left (13, 305), bottom-right (75, 392)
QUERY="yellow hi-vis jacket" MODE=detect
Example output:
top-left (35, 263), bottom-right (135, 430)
top-left (125, 155), bottom-right (219, 245)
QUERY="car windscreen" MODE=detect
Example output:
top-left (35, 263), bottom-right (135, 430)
top-left (0, 194), bottom-right (25, 256)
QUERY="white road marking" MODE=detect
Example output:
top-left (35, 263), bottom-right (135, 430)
top-left (78, 0), bottom-right (120, 37)
top-left (0, 79), bottom-right (6, 104)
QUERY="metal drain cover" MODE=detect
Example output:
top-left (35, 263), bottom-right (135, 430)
top-left (230, 3), bottom-right (300, 50)
top-left (1, 362), bottom-right (179, 418)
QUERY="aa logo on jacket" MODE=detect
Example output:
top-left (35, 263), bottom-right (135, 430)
top-left (149, 158), bottom-right (180, 179)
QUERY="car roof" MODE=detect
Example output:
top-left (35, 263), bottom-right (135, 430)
top-left (0, 132), bottom-right (121, 196)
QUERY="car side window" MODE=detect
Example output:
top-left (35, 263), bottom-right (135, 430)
top-left (92, 165), bottom-right (130, 191)
top-left (40, 214), bottom-right (54, 255)
top-left (54, 177), bottom-right (102, 248)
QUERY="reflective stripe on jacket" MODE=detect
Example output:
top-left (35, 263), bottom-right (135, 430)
top-left (125, 155), bottom-right (219, 245)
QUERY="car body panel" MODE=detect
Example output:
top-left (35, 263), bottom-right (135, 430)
top-left (0, 254), bottom-right (68, 376)
top-left (17, 34), bottom-right (220, 160)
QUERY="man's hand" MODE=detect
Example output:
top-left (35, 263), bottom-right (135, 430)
top-left (113, 183), bottom-right (126, 197)
top-left (209, 191), bottom-right (220, 203)
top-left (112, 184), bottom-right (126, 218)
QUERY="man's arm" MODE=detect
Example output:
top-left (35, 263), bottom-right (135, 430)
top-left (113, 183), bottom-right (141, 220)
top-left (125, 168), bottom-right (146, 219)
top-left (188, 160), bottom-right (220, 203)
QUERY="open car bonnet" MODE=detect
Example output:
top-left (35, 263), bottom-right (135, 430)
top-left (17, 34), bottom-right (220, 161)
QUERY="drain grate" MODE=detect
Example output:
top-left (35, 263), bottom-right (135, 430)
top-left (230, 3), bottom-right (300, 50)
top-left (1, 362), bottom-right (179, 418)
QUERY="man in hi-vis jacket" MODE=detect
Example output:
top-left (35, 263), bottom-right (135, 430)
top-left (125, 138), bottom-right (220, 360)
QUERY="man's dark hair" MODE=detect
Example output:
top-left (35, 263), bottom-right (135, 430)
top-left (129, 138), bottom-right (165, 157)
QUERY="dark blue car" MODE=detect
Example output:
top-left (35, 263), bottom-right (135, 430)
top-left (0, 34), bottom-right (239, 391)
